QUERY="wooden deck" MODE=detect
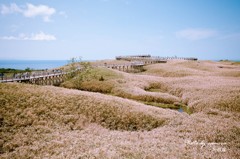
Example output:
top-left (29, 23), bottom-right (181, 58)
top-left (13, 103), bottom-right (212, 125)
top-left (116, 55), bottom-right (198, 61)
top-left (0, 72), bottom-right (66, 85)
top-left (0, 62), bottom-right (145, 85)
top-left (0, 55), bottom-right (197, 85)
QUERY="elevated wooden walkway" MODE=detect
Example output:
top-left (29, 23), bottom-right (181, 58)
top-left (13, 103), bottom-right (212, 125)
top-left (0, 55), bottom-right (197, 85)
top-left (116, 55), bottom-right (198, 62)
top-left (0, 62), bottom-right (145, 85)
top-left (0, 71), bottom-right (66, 85)
top-left (96, 61), bottom-right (145, 71)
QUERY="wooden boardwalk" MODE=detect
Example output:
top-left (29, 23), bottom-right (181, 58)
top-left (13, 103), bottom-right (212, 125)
top-left (96, 61), bottom-right (145, 71)
top-left (0, 72), bottom-right (66, 85)
top-left (116, 55), bottom-right (198, 61)
top-left (0, 62), bottom-right (145, 85)
top-left (0, 55), bottom-right (197, 85)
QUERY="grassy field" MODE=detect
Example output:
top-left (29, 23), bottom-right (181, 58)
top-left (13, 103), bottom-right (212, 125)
top-left (0, 60), bottom-right (240, 158)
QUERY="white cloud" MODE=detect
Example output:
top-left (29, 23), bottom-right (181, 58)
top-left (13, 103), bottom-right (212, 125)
top-left (1, 3), bottom-right (22, 14)
top-left (23, 3), bottom-right (56, 22)
top-left (1, 36), bottom-right (18, 40)
top-left (1, 3), bottom-right (56, 22)
top-left (31, 32), bottom-right (56, 40)
top-left (1, 32), bottom-right (56, 41)
top-left (176, 28), bottom-right (217, 40)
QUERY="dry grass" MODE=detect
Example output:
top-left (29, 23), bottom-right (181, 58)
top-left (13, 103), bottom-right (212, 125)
top-left (143, 60), bottom-right (240, 77)
top-left (62, 60), bottom-right (240, 113)
top-left (62, 67), bottom-right (182, 106)
top-left (0, 83), bottom-right (167, 132)
top-left (138, 60), bottom-right (240, 112)
top-left (152, 76), bottom-right (240, 112)
top-left (61, 67), bottom-right (120, 93)
top-left (1, 60), bottom-right (240, 158)
top-left (0, 83), bottom-right (174, 158)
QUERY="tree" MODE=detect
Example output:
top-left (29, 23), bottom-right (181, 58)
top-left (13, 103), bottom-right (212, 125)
top-left (65, 57), bottom-right (94, 83)
top-left (25, 67), bottom-right (31, 72)
top-left (71, 60), bottom-right (94, 89)
top-left (66, 57), bottom-right (82, 79)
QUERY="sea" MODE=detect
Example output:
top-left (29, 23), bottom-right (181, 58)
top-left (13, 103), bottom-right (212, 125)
top-left (0, 60), bottom-right (68, 70)
top-left (0, 59), bottom-right (239, 70)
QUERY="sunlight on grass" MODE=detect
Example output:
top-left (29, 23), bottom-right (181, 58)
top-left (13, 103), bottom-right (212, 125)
top-left (1, 60), bottom-right (240, 158)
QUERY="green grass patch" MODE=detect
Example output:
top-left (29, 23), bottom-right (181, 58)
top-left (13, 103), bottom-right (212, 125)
top-left (147, 88), bottom-right (163, 92)
top-left (88, 67), bottom-right (122, 80)
top-left (144, 101), bottom-right (193, 114)
top-left (61, 67), bottom-right (122, 93)
top-left (144, 102), bottom-right (180, 109)
top-left (219, 60), bottom-right (240, 65)
top-left (231, 61), bottom-right (240, 65)
top-left (179, 105), bottom-right (193, 114)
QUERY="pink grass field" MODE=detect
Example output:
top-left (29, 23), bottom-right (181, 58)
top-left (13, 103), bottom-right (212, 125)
top-left (0, 60), bottom-right (240, 158)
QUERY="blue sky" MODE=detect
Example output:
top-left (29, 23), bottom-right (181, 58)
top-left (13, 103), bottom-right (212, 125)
top-left (0, 0), bottom-right (240, 60)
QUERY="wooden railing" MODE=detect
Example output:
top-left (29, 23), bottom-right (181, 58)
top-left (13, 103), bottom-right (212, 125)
top-left (0, 70), bottom-right (67, 84)
top-left (0, 62), bottom-right (145, 84)
top-left (116, 55), bottom-right (198, 61)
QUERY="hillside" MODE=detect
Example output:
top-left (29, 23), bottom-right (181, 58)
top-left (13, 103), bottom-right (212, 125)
top-left (0, 60), bottom-right (240, 158)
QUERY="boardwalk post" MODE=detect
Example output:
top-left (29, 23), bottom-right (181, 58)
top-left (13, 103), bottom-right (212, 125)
top-left (0, 73), bottom-right (3, 81)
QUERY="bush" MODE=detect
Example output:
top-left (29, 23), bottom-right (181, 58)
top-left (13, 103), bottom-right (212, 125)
top-left (99, 75), bottom-right (104, 81)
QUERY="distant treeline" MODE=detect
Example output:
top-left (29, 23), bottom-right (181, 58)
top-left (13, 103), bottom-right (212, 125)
top-left (219, 60), bottom-right (240, 64)
top-left (0, 68), bottom-right (25, 74)
top-left (0, 68), bottom-right (43, 74)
